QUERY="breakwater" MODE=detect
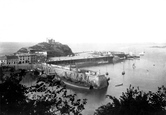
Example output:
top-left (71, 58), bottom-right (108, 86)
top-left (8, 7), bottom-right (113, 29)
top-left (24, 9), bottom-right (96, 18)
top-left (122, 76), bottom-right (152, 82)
top-left (47, 55), bottom-right (114, 67)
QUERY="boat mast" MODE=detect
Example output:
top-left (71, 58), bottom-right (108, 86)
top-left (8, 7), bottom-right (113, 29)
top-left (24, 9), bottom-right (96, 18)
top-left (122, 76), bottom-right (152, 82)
top-left (122, 61), bottom-right (125, 75)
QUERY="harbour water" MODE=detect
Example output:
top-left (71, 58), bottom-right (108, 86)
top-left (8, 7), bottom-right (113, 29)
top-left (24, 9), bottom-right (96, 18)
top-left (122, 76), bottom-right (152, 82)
top-left (67, 43), bottom-right (166, 115)
top-left (1, 43), bottom-right (166, 115)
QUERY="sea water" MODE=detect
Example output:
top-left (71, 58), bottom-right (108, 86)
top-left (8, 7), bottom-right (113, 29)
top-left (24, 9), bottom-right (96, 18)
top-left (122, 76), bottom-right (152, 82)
top-left (67, 43), bottom-right (166, 115)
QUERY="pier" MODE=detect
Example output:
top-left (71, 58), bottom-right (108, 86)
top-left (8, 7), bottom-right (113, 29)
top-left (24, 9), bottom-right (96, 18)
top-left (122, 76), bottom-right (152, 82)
top-left (47, 55), bottom-right (114, 66)
top-left (46, 51), bottom-right (132, 67)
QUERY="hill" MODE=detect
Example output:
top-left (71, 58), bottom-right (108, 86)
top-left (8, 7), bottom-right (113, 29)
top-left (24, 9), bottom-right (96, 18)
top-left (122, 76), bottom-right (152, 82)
top-left (17, 42), bottom-right (74, 57)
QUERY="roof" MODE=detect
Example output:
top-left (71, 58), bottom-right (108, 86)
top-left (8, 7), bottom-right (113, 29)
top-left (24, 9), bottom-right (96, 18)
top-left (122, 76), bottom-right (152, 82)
top-left (6, 55), bottom-right (18, 59)
top-left (16, 53), bottom-right (37, 56)
top-left (0, 56), bottom-right (6, 60)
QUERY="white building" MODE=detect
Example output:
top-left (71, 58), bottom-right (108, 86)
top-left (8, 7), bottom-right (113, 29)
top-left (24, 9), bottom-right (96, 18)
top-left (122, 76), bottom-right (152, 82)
top-left (0, 56), bottom-right (7, 65)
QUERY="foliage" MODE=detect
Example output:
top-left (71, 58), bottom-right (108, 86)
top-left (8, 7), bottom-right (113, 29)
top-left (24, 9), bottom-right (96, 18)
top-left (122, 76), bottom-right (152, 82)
top-left (19, 69), bottom-right (27, 77)
top-left (0, 67), bottom-right (4, 81)
top-left (0, 70), bottom-right (87, 115)
top-left (94, 85), bottom-right (166, 115)
top-left (0, 77), bottom-right (27, 115)
top-left (34, 69), bottom-right (40, 76)
top-left (25, 75), bottom-right (87, 115)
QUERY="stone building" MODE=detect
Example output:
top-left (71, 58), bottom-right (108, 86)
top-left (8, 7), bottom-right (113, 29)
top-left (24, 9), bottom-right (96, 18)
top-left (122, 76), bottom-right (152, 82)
top-left (16, 53), bottom-right (37, 64)
top-left (47, 38), bottom-right (55, 44)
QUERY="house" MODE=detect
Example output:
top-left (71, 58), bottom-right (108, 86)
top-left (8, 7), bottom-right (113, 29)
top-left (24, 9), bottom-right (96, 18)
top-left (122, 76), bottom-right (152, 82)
top-left (0, 56), bottom-right (7, 65)
top-left (16, 53), bottom-right (37, 64)
top-left (5, 55), bottom-right (18, 65)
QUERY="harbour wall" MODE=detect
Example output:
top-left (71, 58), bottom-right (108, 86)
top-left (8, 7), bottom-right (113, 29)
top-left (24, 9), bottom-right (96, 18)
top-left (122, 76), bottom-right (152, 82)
top-left (47, 56), bottom-right (114, 66)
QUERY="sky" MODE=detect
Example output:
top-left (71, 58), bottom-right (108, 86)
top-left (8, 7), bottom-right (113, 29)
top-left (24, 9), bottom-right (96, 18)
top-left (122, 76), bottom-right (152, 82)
top-left (0, 0), bottom-right (166, 44)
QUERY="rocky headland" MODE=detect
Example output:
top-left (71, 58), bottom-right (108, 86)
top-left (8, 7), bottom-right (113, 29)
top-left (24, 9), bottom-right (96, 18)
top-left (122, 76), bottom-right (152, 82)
top-left (17, 42), bottom-right (74, 57)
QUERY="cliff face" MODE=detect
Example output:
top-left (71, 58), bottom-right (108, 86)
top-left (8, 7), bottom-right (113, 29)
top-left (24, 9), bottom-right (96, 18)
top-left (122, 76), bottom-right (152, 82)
top-left (17, 42), bottom-right (74, 57)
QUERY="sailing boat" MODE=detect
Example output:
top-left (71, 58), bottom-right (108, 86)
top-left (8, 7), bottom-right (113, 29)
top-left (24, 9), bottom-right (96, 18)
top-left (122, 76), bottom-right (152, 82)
top-left (132, 63), bottom-right (136, 69)
top-left (139, 50), bottom-right (145, 56)
top-left (115, 61), bottom-right (125, 87)
top-left (132, 52), bottom-right (137, 69)
top-left (122, 61), bottom-right (125, 75)
top-left (105, 63), bottom-right (109, 76)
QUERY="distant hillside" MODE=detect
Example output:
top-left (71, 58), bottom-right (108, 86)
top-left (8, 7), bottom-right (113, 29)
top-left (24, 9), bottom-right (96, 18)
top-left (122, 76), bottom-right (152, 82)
top-left (17, 42), bottom-right (74, 57)
top-left (151, 46), bottom-right (166, 48)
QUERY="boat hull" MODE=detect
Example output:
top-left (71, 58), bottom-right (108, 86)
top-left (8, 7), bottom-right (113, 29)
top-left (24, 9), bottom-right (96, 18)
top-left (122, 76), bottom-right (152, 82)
top-left (62, 79), bottom-right (91, 90)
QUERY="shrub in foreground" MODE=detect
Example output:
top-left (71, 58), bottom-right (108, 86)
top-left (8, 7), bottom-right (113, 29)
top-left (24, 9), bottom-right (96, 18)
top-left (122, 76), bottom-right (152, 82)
top-left (0, 71), bottom-right (87, 115)
top-left (94, 85), bottom-right (166, 115)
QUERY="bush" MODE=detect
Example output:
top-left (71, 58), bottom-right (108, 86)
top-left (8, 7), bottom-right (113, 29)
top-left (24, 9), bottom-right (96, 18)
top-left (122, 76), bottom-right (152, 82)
top-left (94, 85), bottom-right (166, 115)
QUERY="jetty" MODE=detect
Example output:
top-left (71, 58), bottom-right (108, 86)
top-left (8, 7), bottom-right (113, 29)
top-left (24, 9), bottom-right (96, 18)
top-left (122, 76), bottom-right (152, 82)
top-left (47, 53), bottom-right (114, 67)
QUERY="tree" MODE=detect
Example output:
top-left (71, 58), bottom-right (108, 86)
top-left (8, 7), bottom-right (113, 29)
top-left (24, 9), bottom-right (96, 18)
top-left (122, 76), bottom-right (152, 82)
top-left (34, 69), bottom-right (40, 76)
top-left (25, 75), bottom-right (87, 115)
top-left (94, 85), bottom-right (166, 115)
top-left (0, 77), bottom-right (27, 115)
top-left (0, 67), bottom-right (4, 82)
top-left (0, 71), bottom-right (87, 115)
top-left (19, 69), bottom-right (27, 77)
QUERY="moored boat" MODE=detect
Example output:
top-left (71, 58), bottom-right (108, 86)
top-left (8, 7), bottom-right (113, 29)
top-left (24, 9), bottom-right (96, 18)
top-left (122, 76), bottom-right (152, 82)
top-left (126, 54), bottom-right (140, 59)
top-left (139, 52), bottom-right (145, 56)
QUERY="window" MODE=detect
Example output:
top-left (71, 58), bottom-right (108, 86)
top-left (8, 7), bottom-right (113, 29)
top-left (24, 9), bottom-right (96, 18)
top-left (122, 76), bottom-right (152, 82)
top-left (25, 60), bottom-right (28, 63)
